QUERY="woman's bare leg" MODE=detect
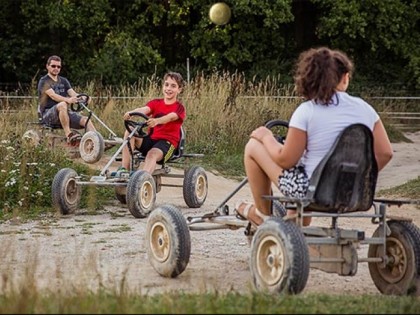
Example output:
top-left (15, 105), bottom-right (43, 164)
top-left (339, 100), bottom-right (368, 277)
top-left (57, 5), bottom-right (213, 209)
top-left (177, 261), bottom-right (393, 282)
top-left (244, 138), bottom-right (282, 216)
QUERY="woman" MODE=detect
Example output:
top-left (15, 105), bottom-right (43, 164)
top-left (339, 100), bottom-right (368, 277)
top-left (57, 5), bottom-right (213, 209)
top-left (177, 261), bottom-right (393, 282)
top-left (236, 47), bottom-right (393, 226)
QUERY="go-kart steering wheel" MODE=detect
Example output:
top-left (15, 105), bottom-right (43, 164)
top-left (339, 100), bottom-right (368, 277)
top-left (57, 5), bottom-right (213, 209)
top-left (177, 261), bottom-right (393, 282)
top-left (71, 93), bottom-right (90, 112)
top-left (265, 119), bottom-right (289, 144)
top-left (124, 112), bottom-right (150, 138)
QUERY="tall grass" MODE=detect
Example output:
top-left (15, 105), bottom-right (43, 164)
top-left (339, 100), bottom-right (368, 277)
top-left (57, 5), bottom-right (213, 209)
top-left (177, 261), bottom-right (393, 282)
top-left (0, 72), bottom-right (414, 219)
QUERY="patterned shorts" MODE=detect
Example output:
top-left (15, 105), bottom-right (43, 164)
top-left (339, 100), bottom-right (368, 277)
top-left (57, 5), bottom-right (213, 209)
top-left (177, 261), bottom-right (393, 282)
top-left (278, 165), bottom-right (309, 198)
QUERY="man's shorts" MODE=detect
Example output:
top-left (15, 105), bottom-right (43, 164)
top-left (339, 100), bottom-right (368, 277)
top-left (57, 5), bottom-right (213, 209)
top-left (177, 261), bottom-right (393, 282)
top-left (137, 136), bottom-right (175, 164)
top-left (42, 105), bottom-right (83, 129)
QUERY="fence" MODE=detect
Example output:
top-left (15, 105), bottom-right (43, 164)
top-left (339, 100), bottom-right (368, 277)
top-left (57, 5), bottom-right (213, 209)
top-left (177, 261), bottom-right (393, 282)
top-left (1, 95), bottom-right (419, 131)
top-left (379, 112), bottom-right (420, 131)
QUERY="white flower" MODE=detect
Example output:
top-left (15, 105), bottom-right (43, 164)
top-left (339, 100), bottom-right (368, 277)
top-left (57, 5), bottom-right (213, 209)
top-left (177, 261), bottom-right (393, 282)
top-left (5, 178), bottom-right (16, 187)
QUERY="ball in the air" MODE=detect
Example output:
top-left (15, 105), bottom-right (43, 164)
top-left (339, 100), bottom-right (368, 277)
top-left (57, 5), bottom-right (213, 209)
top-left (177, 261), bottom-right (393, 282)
top-left (209, 2), bottom-right (231, 25)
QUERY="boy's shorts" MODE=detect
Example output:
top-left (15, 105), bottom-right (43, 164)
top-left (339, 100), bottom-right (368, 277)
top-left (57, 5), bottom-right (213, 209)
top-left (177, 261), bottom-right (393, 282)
top-left (42, 105), bottom-right (83, 129)
top-left (137, 136), bottom-right (175, 164)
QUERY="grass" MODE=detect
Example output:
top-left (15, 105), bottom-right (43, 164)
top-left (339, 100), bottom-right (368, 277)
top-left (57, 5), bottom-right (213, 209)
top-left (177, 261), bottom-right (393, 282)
top-left (378, 176), bottom-right (420, 199)
top-left (1, 73), bottom-right (419, 313)
top-left (0, 290), bottom-right (420, 314)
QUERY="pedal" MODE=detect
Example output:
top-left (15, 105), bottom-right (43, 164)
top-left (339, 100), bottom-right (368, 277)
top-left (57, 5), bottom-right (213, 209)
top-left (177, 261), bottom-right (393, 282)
top-left (244, 222), bottom-right (256, 236)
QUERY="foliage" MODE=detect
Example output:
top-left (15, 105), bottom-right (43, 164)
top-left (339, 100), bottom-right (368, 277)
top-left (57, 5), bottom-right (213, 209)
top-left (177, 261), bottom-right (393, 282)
top-left (0, 0), bottom-right (419, 90)
top-left (312, 0), bottom-right (420, 90)
top-left (0, 128), bottom-right (112, 221)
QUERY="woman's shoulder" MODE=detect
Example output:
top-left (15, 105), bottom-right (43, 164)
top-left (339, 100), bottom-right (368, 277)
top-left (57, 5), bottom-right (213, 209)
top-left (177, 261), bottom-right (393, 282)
top-left (338, 91), bottom-right (369, 104)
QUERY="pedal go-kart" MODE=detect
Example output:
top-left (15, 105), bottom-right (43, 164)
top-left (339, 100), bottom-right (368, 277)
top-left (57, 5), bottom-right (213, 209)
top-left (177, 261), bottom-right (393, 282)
top-left (145, 120), bottom-right (420, 296)
top-left (23, 93), bottom-right (123, 163)
top-left (51, 112), bottom-right (208, 218)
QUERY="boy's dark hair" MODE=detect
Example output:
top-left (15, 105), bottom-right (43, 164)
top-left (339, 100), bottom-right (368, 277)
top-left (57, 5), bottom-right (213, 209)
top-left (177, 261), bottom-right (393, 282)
top-left (164, 72), bottom-right (185, 89)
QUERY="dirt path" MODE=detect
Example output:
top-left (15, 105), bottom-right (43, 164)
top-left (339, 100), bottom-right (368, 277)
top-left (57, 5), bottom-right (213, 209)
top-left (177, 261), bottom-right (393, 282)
top-left (1, 131), bottom-right (420, 296)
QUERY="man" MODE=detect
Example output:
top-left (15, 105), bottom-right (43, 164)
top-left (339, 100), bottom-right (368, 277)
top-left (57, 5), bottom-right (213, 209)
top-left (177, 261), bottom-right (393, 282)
top-left (37, 55), bottom-right (96, 144)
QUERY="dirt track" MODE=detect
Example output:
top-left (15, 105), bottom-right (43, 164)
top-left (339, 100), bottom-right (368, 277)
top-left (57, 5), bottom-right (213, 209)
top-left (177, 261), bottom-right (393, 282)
top-left (1, 131), bottom-right (420, 296)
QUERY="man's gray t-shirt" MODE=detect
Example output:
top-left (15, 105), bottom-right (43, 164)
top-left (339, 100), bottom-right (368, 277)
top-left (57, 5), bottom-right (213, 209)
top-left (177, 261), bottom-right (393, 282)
top-left (37, 74), bottom-right (72, 114)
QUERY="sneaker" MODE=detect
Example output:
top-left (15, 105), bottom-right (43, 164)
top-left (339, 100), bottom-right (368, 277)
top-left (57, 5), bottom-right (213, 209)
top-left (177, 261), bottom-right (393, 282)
top-left (67, 132), bottom-right (81, 146)
top-left (110, 166), bottom-right (130, 177)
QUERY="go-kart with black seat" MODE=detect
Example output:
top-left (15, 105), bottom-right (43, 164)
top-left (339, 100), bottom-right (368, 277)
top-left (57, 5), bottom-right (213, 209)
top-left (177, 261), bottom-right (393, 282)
top-left (144, 120), bottom-right (420, 296)
top-left (23, 93), bottom-right (123, 163)
top-left (52, 111), bottom-right (208, 219)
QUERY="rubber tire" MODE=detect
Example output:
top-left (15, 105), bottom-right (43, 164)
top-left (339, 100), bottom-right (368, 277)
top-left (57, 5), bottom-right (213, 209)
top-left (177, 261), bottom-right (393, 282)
top-left (52, 168), bottom-right (81, 215)
top-left (146, 204), bottom-right (191, 278)
top-left (114, 185), bottom-right (127, 204)
top-left (126, 170), bottom-right (156, 218)
top-left (272, 199), bottom-right (287, 217)
top-left (250, 217), bottom-right (310, 294)
top-left (368, 220), bottom-right (420, 296)
top-left (183, 166), bottom-right (208, 208)
top-left (79, 130), bottom-right (105, 164)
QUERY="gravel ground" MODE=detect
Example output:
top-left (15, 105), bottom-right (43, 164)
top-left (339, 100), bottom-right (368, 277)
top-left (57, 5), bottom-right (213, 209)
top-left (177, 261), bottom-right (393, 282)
top-left (1, 131), bottom-right (420, 296)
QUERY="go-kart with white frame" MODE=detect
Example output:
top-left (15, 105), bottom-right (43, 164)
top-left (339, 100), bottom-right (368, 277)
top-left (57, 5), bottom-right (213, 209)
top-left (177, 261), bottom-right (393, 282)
top-left (51, 112), bottom-right (208, 218)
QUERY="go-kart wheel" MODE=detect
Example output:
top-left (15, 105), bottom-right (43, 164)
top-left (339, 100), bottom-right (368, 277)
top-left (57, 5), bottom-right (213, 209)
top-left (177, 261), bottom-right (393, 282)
top-left (183, 166), bottom-right (208, 208)
top-left (124, 112), bottom-right (150, 138)
top-left (114, 185), bottom-right (127, 204)
top-left (272, 199), bottom-right (287, 217)
top-left (79, 131), bottom-right (105, 164)
top-left (146, 204), bottom-right (191, 278)
top-left (52, 168), bottom-right (81, 215)
top-left (368, 220), bottom-right (420, 296)
top-left (126, 170), bottom-right (156, 218)
top-left (265, 119), bottom-right (289, 144)
top-left (71, 93), bottom-right (90, 112)
top-left (250, 217), bottom-right (310, 294)
top-left (245, 200), bottom-right (286, 246)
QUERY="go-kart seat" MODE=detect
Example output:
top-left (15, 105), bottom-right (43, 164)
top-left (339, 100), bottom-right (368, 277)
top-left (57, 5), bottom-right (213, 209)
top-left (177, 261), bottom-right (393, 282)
top-left (134, 126), bottom-right (186, 165)
top-left (304, 123), bottom-right (378, 213)
top-left (169, 127), bottom-right (186, 160)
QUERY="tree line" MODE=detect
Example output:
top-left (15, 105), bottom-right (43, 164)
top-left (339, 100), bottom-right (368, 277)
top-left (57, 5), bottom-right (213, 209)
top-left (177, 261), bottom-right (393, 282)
top-left (0, 0), bottom-right (419, 92)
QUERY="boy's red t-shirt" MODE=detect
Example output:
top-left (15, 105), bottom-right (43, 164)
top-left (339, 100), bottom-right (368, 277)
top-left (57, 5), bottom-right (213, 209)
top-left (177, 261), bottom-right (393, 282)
top-left (146, 98), bottom-right (186, 147)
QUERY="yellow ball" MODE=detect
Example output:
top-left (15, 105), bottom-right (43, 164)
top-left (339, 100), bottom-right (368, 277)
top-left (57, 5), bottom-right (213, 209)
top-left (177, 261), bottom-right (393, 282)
top-left (209, 2), bottom-right (231, 25)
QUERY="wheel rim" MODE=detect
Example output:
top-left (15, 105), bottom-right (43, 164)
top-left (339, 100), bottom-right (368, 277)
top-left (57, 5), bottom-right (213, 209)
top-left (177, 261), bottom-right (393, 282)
top-left (82, 138), bottom-right (95, 155)
top-left (256, 235), bottom-right (285, 286)
top-left (65, 178), bottom-right (79, 205)
top-left (140, 181), bottom-right (154, 208)
top-left (195, 174), bottom-right (207, 201)
top-left (149, 222), bottom-right (170, 262)
top-left (375, 237), bottom-right (408, 283)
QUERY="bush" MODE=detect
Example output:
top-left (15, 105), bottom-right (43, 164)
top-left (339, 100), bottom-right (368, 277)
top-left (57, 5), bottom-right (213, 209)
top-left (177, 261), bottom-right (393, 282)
top-left (0, 132), bottom-right (96, 220)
